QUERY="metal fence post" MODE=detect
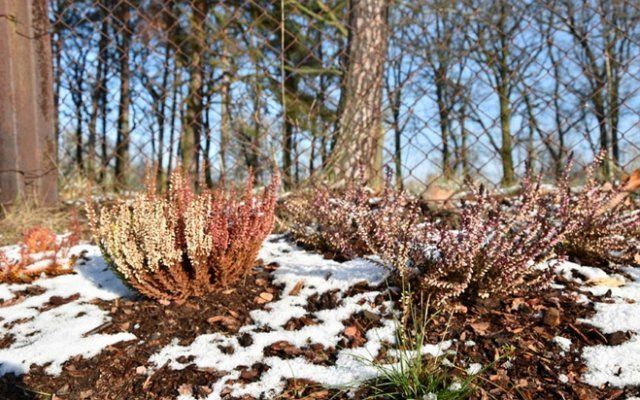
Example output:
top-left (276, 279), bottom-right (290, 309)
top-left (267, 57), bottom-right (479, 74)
top-left (0, 0), bottom-right (57, 207)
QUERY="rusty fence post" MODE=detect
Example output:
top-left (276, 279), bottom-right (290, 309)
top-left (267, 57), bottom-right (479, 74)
top-left (0, 0), bottom-right (58, 207)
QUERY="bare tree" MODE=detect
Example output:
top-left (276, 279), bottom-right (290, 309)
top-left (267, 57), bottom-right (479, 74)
top-left (411, 0), bottom-right (470, 181)
top-left (554, 0), bottom-right (639, 177)
top-left (180, 0), bottom-right (207, 186)
top-left (465, 0), bottom-right (539, 186)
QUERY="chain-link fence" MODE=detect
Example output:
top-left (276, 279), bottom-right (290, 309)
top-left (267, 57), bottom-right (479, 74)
top-left (50, 0), bottom-right (640, 195)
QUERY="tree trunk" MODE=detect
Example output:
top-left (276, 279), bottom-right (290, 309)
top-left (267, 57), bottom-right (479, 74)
top-left (181, 0), bottom-right (207, 187)
top-left (114, 3), bottom-right (132, 188)
top-left (167, 66), bottom-right (179, 181)
top-left (435, 75), bottom-right (452, 180)
top-left (325, 0), bottom-right (389, 187)
top-left (219, 25), bottom-right (231, 177)
top-left (0, 0), bottom-right (57, 205)
top-left (282, 71), bottom-right (297, 189)
top-left (156, 44), bottom-right (171, 186)
top-left (390, 89), bottom-right (402, 189)
top-left (497, 82), bottom-right (515, 186)
top-left (88, 15), bottom-right (108, 179)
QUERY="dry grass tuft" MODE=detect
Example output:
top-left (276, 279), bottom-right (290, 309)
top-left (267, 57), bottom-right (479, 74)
top-left (0, 198), bottom-right (76, 247)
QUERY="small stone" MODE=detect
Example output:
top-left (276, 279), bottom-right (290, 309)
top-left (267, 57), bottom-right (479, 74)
top-left (135, 366), bottom-right (147, 375)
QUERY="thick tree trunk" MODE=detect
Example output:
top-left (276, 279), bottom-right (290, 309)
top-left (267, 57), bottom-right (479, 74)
top-left (325, 0), bottom-right (389, 187)
top-left (0, 0), bottom-right (57, 205)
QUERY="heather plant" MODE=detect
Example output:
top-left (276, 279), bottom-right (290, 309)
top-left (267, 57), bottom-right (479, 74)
top-left (283, 183), bottom-right (374, 259)
top-left (355, 182), bottom-right (425, 278)
top-left (393, 176), bottom-right (573, 303)
top-left (561, 158), bottom-right (640, 266)
top-left (284, 173), bottom-right (426, 261)
top-left (87, 171), bottom-right (278, 301)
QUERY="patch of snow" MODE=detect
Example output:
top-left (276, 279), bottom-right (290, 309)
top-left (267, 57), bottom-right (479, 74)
top-left (582, 335), bottom-right (640, 387)
top-left (467, 363), bottom-right (482, 375)
top-left (558, 374), bottom-right (569, 384)
top-left (553, 336), bottom-right (572, 352)
top-left (0, 244), bottom-right (135, 375)
top-left (557, 259), bottom-right (640, 388)
top-left (151, 237), bottom-right (449, 399)
top-left (580, 303), bottom-right (640, 334)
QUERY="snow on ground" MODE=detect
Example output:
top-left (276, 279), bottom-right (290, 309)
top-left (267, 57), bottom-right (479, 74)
top-left (150, 236), bottom-right (408, 399)
top-left (5, 233), bottom-right (639, 396)
top-left (555, 261), bottom-right (640, 388)
top-left (0, 244), bottom-right (135, 375)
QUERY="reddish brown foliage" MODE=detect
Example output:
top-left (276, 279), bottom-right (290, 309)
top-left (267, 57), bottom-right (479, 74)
top-left (0, 225), bottom-right (80, 283)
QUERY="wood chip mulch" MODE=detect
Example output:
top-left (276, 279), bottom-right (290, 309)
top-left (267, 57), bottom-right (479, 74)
top-left (0, 263), bottom-right (279, 400)
top-left (1, 261), bottom-right (639, 400)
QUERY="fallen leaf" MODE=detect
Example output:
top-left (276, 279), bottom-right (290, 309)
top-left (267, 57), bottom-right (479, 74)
top-left (255, 292), bottom-right (274, 304)
top-left (470, 321), bottom-right (491, 336)
top-left (343, 326), bottom-right (359, 338)
top-left (255, 278), bottom-right (268, 287)
top-left (587, 276), bottom-right (626, 287)
top-left (288, 280), bottom-right (305, 296)
top-left (543, 308), bottom-right (561, 327)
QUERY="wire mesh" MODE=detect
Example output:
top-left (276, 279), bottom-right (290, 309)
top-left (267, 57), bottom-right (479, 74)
top-left (49, 0), bottom-right (640, 195)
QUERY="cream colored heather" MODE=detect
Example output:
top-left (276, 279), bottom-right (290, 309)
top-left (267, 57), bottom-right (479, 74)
top-left (132, 198), bottom-right (181, 274)
top-left (184, 194), bottom-right (214, 283)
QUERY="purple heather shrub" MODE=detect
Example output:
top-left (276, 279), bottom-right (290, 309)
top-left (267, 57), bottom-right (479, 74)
top-left (284, 158), bottom-right (639, 303)
top-left (562, 156), bottom-right (640, 266)
top-left (283, 183), bottom-right (374, 259)
top-left (405, 176), bottom-right (572, 302)
top-left (284, 173), bottom-right (424, 261)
